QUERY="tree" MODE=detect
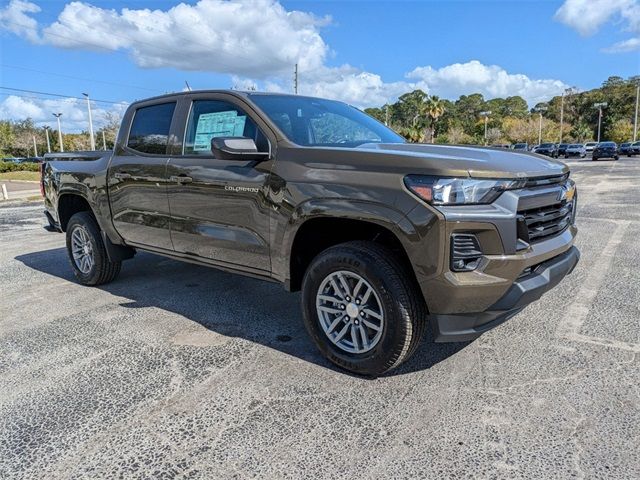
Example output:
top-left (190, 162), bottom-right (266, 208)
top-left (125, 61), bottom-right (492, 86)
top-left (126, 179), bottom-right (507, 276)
top-left (0, 121), bottom-right (15, 157)
top-left (486, 127), bottom-right (503, 144)
top-left (609, 119), bottom-right (634, 143)
top-left (570, 123), bottom-right (594, 142)
top-left (424, 96), bottom-right (446, 143)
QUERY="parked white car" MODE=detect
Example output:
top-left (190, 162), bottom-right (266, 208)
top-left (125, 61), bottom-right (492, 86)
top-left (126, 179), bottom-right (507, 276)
top-left (564, 144), bottom-right (586, 158)
top-left (584, 142), bottom-right (598, 154)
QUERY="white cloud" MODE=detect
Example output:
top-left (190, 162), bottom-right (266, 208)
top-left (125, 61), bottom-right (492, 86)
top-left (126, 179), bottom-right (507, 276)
top-left (555, 0), bottom-right (640, 53)
top-left (0, 0), bottom-right (40, 42)
top-left (602, 37), bottom-right (640, 53)
top-left (0, 95), bottom-right (128, 132)
top-left (1, 0), bottom-right (570, 110)
top-left (14, 0), bottom-right (330, 78)
top-left (406, 61), bottom-right (568, 106)
top-left (269, 61), bottom-right (567, 108)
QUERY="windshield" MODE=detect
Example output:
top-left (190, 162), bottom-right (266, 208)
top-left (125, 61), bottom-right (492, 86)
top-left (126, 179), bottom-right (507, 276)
top-left (514, 143), bottom-right (526, 148)
top-left (540, 143), bottom-right (554, 148)
top-left (569, 144), bottom-right (582, 148)
top-left (248, 94), bottom-right (405, 147)
top-left (599, 142), bottom-right (616, 147)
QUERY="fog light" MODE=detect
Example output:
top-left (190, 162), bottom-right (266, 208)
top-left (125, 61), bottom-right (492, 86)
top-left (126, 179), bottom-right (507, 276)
top-left (451, 234), bottom-right (482, 272)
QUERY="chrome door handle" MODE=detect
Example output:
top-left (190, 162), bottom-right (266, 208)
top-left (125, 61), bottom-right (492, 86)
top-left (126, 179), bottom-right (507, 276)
top-left (170, 175), bottom-right (193, 184)
top-left (114, 172), bottom-right (131, 180)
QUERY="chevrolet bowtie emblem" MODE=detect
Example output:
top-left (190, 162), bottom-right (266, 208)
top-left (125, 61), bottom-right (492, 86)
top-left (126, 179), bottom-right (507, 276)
top-left (559, 183), bottom-right (576, 202)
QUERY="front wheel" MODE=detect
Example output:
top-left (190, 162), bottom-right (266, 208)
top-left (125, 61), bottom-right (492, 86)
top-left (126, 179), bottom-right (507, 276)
top-left (301, 241), bottom-right (427, 376)
top-left (66, 212), bottom-right (121, 285)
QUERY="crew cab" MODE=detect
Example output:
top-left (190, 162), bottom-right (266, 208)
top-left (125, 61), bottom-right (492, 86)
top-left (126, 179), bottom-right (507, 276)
top-left (42, 90), bottom-right (579, 376)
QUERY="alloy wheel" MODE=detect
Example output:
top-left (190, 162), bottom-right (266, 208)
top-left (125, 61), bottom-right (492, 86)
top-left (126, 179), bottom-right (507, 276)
top-left (70, 226), bottom-right (95, 274)
top-left (316, 270), bottom-right (384, 354)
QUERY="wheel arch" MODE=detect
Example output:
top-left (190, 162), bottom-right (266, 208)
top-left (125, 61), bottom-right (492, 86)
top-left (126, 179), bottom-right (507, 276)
top-left (57, 192), bottom-right (95, 232)
top-left (284, 201), bottom-right (420, 292)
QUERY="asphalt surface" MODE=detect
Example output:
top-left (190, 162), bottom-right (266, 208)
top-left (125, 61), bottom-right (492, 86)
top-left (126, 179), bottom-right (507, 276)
top-left (1, 156), bottom-right (639, 479)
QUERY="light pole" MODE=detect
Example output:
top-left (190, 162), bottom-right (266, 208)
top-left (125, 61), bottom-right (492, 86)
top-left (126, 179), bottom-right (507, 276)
top-left (82, 93), bottom-right (96, 151)
top-left (53, 113), bottom-right (64, 152)
top-left (32, 135), bottom-right (38, 157)
top-left (594, 102), bottom-right (608, 142)
top-left (535, 106), bottom-right (548, 145)
top-left (634, 84), bottom-right (639, 142)
top-left (559, 87), bottom-right (577, 144)
top-left (44, 126), bottom-right (51, 153)
top-left (102, 131), bottom-right (107, 150)
top-left (480, 111), bottom-right (491, 145)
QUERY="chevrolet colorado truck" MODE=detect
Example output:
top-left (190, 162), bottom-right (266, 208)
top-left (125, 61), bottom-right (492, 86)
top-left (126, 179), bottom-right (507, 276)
top-left (42, 91), bottom-right (579, 375)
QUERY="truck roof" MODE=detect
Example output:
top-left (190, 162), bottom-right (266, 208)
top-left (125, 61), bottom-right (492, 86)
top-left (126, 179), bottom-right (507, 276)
top-left (128, 89), bottom-right (320, 107)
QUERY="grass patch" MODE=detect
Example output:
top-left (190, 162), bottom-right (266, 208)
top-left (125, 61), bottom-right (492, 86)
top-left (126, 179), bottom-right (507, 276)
top-left (0, 171), bottom-right (40, 181)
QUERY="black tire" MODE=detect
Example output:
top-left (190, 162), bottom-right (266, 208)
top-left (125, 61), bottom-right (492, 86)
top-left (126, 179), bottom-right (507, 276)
top-left (592, 156), bottom-right (598, 161)
top-left (66, 211), bottom-right (121, 286)
top-left (301, 241), bottom-right (427, 376)
top-left (614, 156), bottom-right (619, 161)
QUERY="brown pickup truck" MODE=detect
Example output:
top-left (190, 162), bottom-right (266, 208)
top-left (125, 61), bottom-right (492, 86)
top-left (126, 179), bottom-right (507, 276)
top-left (42, 90), bottom-right (579, 375)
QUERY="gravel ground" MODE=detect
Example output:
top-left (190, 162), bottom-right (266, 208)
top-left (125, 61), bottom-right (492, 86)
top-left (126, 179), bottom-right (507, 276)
top-left (1, 156), bottom-right (639, 479)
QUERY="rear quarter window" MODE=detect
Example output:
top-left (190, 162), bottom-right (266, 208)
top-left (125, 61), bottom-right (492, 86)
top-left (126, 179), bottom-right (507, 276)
top-left (127, 102), bottom-right (176, 154)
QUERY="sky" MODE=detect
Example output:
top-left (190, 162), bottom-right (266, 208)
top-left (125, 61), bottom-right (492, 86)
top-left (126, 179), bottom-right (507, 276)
top-left (0, 0), bottom-right (638, 132)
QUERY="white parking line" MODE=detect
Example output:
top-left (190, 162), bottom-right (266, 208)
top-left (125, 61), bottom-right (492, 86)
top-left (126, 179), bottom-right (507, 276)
top-left (556, 219), bottom-right (640, 352)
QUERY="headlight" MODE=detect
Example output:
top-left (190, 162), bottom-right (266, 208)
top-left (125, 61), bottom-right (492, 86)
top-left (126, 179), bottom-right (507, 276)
top-left (404, 175), bottom-right (526, 205)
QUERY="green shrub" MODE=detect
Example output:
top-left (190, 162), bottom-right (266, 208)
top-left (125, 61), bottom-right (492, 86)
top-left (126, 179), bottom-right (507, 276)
top-left (0, 161), bottom-right (40, 173)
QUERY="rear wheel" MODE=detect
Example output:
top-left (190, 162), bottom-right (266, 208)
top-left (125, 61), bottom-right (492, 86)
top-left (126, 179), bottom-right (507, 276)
top-left (301, 241), bottom-right (427, 376)
top-left (66, 212), bottom-right (121, 285)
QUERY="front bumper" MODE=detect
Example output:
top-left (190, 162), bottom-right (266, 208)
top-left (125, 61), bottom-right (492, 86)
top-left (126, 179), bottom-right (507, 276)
top-left (431, 246), bottom-right (580, 342)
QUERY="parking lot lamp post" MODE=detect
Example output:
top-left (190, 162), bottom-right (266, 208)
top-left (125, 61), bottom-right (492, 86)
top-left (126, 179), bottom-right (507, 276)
top-left (44, 126), bottom-right (51, 153)
top-left (634, 84), bottom-right (639, 142)
top-left (558, 87), bottom-right (577, 144)
top-left (594, 102), bottom-right (607, 143)
top-left (480, 111), bottom-right (491, 145)
top-left (82, 93), bottom-right (96, 151)
top-left (535, 106), bottom-right (548, 145)
top-left (32, 135), bottom-right (38, 157)
top-left (53, 113), bottom-right (64, 152)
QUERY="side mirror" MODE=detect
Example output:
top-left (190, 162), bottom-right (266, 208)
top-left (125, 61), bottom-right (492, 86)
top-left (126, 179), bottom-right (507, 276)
top-left (211, 137), bottom-right (270, 161)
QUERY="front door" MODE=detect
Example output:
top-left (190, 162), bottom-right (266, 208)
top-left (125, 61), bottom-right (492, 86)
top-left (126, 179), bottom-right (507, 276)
top-left (108, 100), bottom-right (177, 250)
top-left (166, 95), bottom-right (274, 273)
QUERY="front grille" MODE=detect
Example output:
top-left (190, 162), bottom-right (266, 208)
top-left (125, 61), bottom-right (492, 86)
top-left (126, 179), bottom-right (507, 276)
top-left (518, 201), bottom-right (574, 243)
top-left (522, 173), bottom-right (568, 188)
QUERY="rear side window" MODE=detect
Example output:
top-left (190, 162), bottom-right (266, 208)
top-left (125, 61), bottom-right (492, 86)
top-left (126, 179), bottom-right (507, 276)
top-left (127, 102), bottom-right (176, 154)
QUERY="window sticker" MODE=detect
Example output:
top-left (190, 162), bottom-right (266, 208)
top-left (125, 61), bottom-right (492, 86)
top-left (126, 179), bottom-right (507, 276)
top-left (193, 111), bottom-right (247, 151)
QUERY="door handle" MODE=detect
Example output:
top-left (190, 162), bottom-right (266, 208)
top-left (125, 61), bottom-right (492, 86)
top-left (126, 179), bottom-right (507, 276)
top-left (114, 172), bottom-right (131, 180)
top-left (170, 175), bottom-right (193, 184)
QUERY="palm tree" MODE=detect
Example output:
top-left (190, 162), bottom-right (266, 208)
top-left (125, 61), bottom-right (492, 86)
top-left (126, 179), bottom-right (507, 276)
top-left (424, 96), bottom-right (446, 143)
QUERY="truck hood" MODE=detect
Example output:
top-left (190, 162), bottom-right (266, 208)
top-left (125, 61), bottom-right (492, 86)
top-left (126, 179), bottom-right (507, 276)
top-left (357, 143), bottom-right (568, 179)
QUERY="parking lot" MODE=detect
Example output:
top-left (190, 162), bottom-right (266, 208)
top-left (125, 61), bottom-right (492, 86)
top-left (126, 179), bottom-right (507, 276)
top-left (1, 156), bottom-right (639, 479)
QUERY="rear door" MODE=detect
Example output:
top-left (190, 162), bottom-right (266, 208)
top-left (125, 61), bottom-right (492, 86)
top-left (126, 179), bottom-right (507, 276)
top-left (108, 99), bottom-right (178, 250)
top-left (166, 93), bottom-right (275, 273)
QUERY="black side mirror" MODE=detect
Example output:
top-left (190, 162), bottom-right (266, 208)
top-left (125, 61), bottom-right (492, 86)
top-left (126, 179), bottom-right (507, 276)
top-left (211, 137), bottom-right (269, 161)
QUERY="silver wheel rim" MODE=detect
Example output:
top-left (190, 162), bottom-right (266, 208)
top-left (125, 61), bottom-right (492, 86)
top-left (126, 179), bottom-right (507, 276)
top-left (71, 226), bottom-right (94, 274)
top-left (316, 270), bottom-right (384, 354)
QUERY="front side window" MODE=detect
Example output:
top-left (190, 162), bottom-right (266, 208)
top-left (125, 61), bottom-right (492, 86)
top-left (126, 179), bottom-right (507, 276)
top-left (183, 100), bottom-right (268, 155)
top-left (248, 94), bottom-right (404, 147)
top-left (127, 102), bottom-right (176, 154)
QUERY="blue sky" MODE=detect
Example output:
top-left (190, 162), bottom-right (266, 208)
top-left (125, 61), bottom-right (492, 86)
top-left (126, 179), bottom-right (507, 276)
top-left (0, 0), bottom-right (638, 130)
